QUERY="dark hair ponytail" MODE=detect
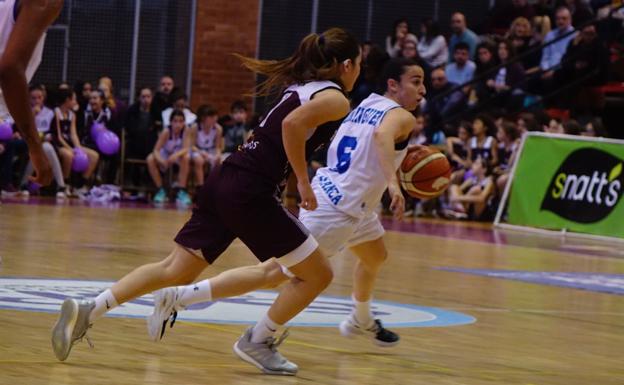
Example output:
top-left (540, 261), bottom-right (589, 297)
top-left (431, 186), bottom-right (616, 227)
top-left (236, 27), bottom-right (360, 96)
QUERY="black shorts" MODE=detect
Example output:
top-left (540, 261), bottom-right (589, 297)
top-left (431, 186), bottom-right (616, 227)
top-left (174, 163), bottom-right (317, 265)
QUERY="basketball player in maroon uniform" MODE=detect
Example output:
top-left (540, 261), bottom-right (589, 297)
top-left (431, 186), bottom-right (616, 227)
top-left (52, 27), bottom-right (361, 375)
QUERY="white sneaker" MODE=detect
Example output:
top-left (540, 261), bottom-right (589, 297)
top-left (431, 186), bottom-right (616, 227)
top-left (147, 287), bottom-right (181, 341)
top-left (339, 316), bottom-right (400, 347)
top-left (56, 188), bottom-right (67, 199)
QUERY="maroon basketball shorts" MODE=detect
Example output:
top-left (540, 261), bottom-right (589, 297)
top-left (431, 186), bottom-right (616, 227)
top-left (174, 163), bottom-right (318, 266)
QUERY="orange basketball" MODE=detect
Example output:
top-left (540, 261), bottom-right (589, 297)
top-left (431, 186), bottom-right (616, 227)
top-left (399, 145), bottom-right (452, 199)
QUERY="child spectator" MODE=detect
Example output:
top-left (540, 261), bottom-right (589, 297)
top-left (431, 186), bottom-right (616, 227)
top-left (191, 104), bottom-right (223, 187)
top-left (222, 100), bottom-right (251, 158)
top-left (147, 109), bottom-right (192, 205)
top-left (51, 88), bottom-right (99, 194)
top-left (448, 156), bottom-right (496, 221)
top-left (467, 114), bottom-right (499, 166)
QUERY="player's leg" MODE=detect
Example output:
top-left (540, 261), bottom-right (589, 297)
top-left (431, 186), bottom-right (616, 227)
top-left (148, 259), bottom-right (289, 341)
top-left (51, 244), bottom-right (207, 361)
top-left (341, 237), bottom-right (400, 346)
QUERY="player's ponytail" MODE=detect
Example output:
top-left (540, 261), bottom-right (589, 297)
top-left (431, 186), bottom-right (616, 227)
top-left (236, 27), bottom-right (360, 96)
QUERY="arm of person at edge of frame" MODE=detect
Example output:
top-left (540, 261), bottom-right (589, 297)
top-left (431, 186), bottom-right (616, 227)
top-left (0, 0), bottom-right (64, 185)
top-left (373, 107), bottom-right (415, 221)
top-left (282, 88), bottom-right (350, 211)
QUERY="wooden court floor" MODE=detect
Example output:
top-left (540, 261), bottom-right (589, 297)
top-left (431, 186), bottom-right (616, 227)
top-left (0, 201), bottom-right (623, 385)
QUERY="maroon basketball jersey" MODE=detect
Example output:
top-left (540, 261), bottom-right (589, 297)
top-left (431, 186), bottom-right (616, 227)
top-left (225, 81), bottom-right (345, 185)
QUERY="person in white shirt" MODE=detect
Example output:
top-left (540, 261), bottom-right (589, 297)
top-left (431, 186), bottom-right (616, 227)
top-left (385, 18), bottom-right (418, 58)
top-left (417, 17), bottom-right (448, 67)
top-left (161, 91), bottom-right (197, 127)
top-left (445, 42), bottom-right (476, 87)
top-left (540, 6), bottom-right (577, 80)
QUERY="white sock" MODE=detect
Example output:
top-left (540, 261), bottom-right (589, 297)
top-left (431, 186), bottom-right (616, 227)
top-left (352, 294), bottom-right (374, 328)
top-left (90, 289), bottom-right (118, 323)
top-left (251, 313), bottom-right (281, 343)
top-left (176, 279), bottom-right (212, 308)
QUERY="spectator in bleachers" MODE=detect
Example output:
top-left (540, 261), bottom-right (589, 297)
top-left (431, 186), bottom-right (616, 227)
top-left (51, 89), bottom-right (99, 194)
top-left (508, 17), bottom-right (542, 72)
top-left (448, 12), bottom-right (479, 60)
top-left (544, 117), bottom-right (564, 133)
top-left (562, 119), bottom-right (583, 135)
top-left (152, 75), bottom-right (175, 131)
top-left (540, 6), bottom-right (577, 80)
top-left (448, 156), bottom-right (496, 220)
top-left (447, 121), bottom-right (472, 183)
top-left (557, 0), bottom-right (594, 27)
top-left (472, 41), bottom-right (499, 105)
top-left (494, 120), bottom-right (521, 192)
top-left (125, 87), bottom-right (158, 160)
top-left (408, 112), bottom-right (427, 147)
top-left (532, 15), bottom-right (552, 46)
top-left (446, 42), bottom-right (476, 87)
top-left (424, 67), bottom-right (466, 133)
top-left (556, 22), bottom-right (610, 112)
top-left (84, 89), bottom-right (121, 185)
top-left (581, 116), bottom-right (607, 137)
top-left (467, 114), bottom-right (498, 166)
top-left (82, 89), bottom-right (112, 148)
top-left (191, 104), bottom-right (223, 187)
top-left (19, 85), bottom-right (67, 198)
top-left (161, 90), bottom-right (196, 127)
top-left (418, 18), bottom-right (448, 68)
top-left (351, 44), bottom-right (389, 107)
top-left (486, 40), bottom-right (526, 109)
top-left (487, 0), bottom-right (536, 34)
top-left (98, 76), bottom-right (126, 132)
top-left (73, 80), bottom-right (92, 112)
top-left (400, 40), bottom-right (431, 90)
top-left (147, 109), bottom-right (192, 205)
top-left (222, 100), bottom-right (251, 158)
top-left (385, 19), bottom-right (418, 58)
top-left (517, 112), bottom-right (540, 134)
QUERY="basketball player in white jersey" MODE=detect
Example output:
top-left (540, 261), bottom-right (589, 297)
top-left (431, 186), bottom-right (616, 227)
top-left (0, 0), bottom-right (63, 186)
top-left (148, 57), bottom-right (426, 349)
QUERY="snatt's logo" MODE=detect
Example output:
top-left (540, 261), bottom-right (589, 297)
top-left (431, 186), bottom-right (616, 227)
top-left (541, 148), bottom-right (623, 223)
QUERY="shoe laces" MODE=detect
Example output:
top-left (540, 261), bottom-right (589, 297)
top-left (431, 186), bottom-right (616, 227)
top-left (159, 310), bottom-right (178, 340)
top-left (74, 325), bottom-right (94, 348)
top-left (266, 327), bottom-right (290, 352)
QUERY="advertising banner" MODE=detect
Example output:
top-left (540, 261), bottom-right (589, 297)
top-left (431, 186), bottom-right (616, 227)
top-left (505, 133), bottom-right (624, 239)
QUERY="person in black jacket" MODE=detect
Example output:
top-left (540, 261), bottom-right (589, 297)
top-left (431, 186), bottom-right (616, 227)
top-left (486, 40), bottom-right (526, 110)
top-left (555, 23), bottom-right (610, 112)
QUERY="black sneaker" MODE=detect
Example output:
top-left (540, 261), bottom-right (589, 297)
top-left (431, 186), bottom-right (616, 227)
top-left (339, 317), bottom-right (400, 347)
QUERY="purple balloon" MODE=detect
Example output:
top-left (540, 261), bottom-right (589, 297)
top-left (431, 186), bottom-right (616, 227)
top-left (90, 122), bottom-right (106, 142)
top-left (96, 130), bottom-right (120, 155)
top-left (72, 148), bottom-right (89, 172)
top-left (0, 122), bottom-right (12, 141)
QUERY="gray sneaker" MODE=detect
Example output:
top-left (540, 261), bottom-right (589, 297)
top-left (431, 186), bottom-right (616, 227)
top-left (233, 327), bottom-right (298, 375)
top-left (51, 298), bottom-right (95, 361)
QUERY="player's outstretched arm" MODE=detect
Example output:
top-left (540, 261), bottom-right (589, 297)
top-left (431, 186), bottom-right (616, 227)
top-left (0, 0), bottom-right (63, 185)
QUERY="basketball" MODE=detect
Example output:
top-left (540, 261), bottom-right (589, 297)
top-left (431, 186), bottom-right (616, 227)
top-left (399, 145), bottom-right (451, 199)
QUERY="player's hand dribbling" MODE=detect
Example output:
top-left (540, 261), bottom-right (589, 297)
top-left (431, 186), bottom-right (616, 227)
top-left (29, 146), bottom-right (53, 186)
top-left (388, 183), bottom-right (405, 221)
top-left (297, 180), bottom-right (317, 211)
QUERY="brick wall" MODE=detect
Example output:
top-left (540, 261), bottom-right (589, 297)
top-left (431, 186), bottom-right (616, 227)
top-left (191, 0), bottom-right (259, 116)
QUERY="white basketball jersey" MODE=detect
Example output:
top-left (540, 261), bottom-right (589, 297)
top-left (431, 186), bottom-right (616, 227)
top-left (0, 0), bottom-right (47, 120)
top-left (196, 126), bottom-right (217, 152)
top-left (314, 93), bottom-right (406, 218)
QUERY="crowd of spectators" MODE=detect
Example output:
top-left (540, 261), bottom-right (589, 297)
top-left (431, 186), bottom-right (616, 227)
top-left (1, 0), bottom-right (623, 222)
